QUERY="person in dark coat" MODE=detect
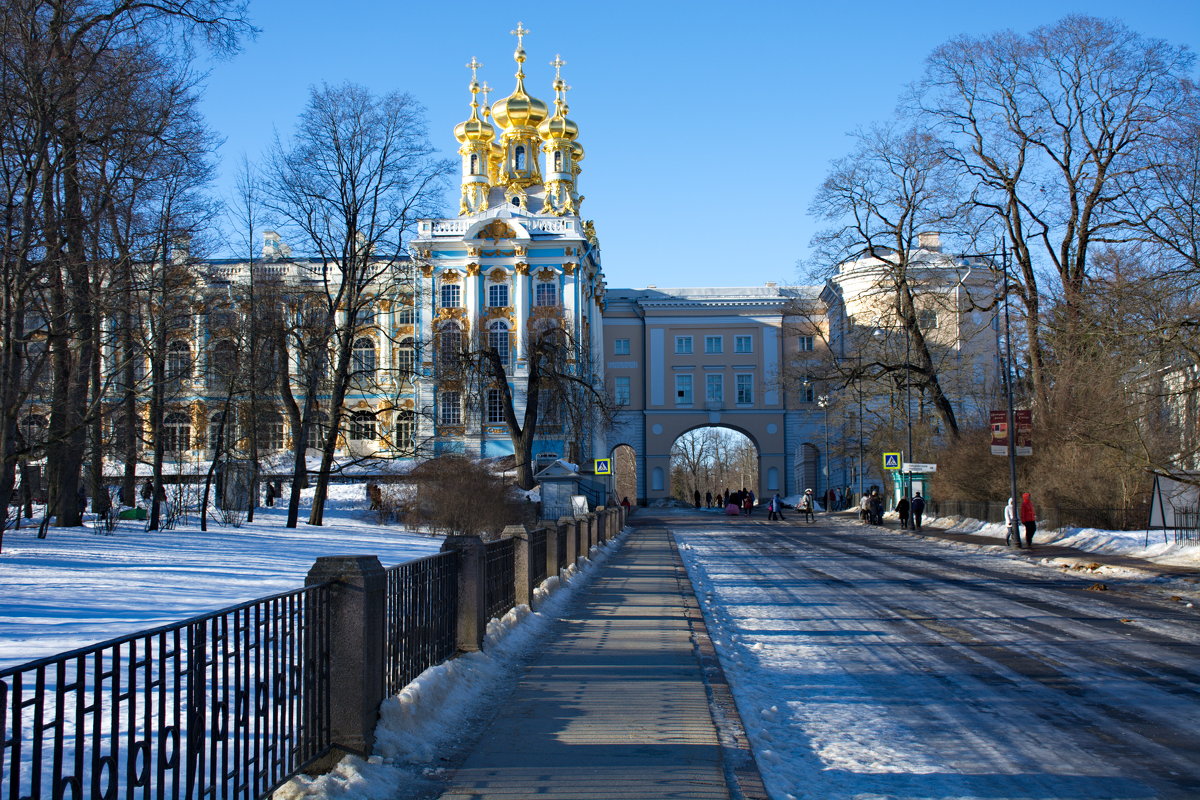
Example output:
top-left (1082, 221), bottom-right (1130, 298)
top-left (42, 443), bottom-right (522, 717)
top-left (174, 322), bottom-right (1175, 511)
top-left (896, 495), bottom-right (910, 529)
top-left (694, 489), bottom-right (701, 508)
top-left (264, 482), bottom-right (275, 507)
top-left (911, 492), bottom-right (926, 530)
top-left (705, 490), bottom-right (712, 508)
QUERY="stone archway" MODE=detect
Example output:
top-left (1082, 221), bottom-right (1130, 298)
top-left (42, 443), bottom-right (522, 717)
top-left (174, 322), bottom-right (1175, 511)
top-left (669, 426), bottom-right (760, 506)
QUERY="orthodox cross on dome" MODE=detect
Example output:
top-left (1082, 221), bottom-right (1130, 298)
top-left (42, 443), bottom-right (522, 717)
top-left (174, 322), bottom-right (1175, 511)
top-left (550, 54), bottom-right (566, 79)
top-left (480, 81), bottom-right (493, 117)
top-left (466, 56), bottom-right (483, 82)
top-left (511, 21), bottom-right (530, 49)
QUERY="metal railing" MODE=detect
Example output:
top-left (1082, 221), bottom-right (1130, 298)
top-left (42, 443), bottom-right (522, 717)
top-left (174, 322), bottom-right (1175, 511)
top-left (0, 583), bottom-right (332, 800)
top-left (383, 553), bottom-right (459, 696)
top-left (484, 539), bottom-right (515, 622)
top-left (1174, 508), bottom-right (1200, 544)
top-left (556, 526), bottom-right (568, 571)
top-left (530, 529), bottom-right (548, 585)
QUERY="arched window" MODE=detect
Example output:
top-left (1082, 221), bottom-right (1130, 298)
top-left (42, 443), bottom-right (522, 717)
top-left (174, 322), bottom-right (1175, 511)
top-left (438, 322), bottom-right (462, 372)
top-left (515, 145), bottom-right (526, 170)
top-left (211, 339), bottom-right (236, 392)
top-left (352, 337), bottom-right (377, 375)
top-left (396, 337), bottom-right (415, 376)
top-left (554, 150), bottom-right (563, 172)
top-left (394, 410), bottom-right (415, 451)
top-left (469, 153), bottom-right (480, 175)
top-left (349, 411), bottom-right (376, 442)
top-left (163, 412), bottom-right (191, 455)
top-left (488, 321), bottom-right (510, 368)
top-left (256, 411), bottom-right (285, 451)
top-left (166, 341), bottom-right (191, 382)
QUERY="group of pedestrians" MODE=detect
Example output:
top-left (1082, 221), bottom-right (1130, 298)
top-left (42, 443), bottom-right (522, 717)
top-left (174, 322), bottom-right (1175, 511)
top-left (1004, 492), bottom-right (1037, 548)
top-left (895, 492), bottom-right (926, 530)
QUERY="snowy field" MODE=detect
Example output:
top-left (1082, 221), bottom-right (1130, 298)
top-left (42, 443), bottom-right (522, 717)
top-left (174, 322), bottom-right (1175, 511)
top-left (0, 484), bottom-right (443, 670)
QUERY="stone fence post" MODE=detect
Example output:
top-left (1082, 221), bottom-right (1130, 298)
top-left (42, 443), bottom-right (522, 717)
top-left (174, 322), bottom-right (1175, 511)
top-left (559, 517), bottom-right (577, 566)
top-left (546, 521), bottom-right (563, 578)
top-left (505, 525), bottom-right (537, 608)
top-left (592, 507), bottom-right (603, 548)
top-left (440, 535), bottom-right (487, 652)
top-left (304, 556), bottom-right (385, 770)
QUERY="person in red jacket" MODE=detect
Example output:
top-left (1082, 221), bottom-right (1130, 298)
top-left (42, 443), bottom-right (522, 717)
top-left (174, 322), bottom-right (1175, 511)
top-left (1020, 492), bottom-right (1037, 547)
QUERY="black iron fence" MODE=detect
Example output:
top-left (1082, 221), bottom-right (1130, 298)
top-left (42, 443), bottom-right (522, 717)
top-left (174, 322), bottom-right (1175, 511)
top-left (1173, 508), bottom-right (1200, 544)
top-left (0, 583), bottom-right (332, 800)
top-left (530, 529), bottom-right (548, 585)
top-left (383, 553), bottom-right (459, 696)
top-left (556, 526), bottom-right (568, 572)
top-left (484, 538), bottom-right (516, 622)
top-left (933, 499), bottom-right (1148, 532)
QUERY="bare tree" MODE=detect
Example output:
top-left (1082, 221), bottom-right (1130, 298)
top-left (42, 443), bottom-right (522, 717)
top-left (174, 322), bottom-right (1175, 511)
top-left (914, 15), bottom-right (1195, 408)
top-left (264, 82), bottom-right (450, 526)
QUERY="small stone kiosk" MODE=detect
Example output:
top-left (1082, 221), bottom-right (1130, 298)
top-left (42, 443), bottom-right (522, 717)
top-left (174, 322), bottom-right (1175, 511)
top-left (534, 459), bottom-right (588, 520)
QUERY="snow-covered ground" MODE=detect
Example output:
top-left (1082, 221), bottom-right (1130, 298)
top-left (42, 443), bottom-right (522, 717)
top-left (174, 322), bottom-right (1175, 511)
top-left (0, 484), bottom-right (442, 669)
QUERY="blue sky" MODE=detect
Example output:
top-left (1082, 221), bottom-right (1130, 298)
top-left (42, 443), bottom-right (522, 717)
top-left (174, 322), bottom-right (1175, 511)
top-left (200, 0), bottom-right (1199, 289)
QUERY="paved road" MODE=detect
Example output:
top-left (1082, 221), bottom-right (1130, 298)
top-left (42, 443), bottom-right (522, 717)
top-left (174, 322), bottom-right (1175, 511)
top-left (662, 510), bottom-right (1200, 799)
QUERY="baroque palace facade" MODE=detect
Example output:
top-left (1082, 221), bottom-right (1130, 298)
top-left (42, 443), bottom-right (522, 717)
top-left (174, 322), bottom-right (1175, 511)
top-left (86, 25), bottom-right (1001, 503)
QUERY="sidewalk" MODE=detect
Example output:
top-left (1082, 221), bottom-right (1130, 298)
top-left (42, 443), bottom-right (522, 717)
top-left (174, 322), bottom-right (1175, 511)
top-left (436, 522), bottom-right (765, 800)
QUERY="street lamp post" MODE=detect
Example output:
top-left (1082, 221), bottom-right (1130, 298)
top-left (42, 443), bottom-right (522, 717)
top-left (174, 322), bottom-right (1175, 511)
top-left (818, 395), bottom-right (830, 512)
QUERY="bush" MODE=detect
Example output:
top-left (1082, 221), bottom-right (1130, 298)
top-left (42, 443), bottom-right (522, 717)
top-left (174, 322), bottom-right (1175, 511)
top-left (404, 455), bottom-right (523, 538)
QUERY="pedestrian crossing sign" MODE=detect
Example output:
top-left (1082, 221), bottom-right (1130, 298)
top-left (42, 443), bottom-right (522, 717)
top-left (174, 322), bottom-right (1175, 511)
top-left (883, 453), bottom-right (901, 470)
top-left (593, 458), bottom-right (612, 475)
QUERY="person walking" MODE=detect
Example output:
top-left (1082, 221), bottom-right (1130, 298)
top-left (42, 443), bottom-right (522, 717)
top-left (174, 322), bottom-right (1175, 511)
top-left (705, 490), bottom-right (712, 509)
top-left (869, 491), bottom-right (883, 525)
top-left (1020, 492), bottom-right (1037, 548)
top-left (859, 492), bottom-right (870, 523)
top-left (694, 489), bottom-right (701, 509)
top-left (800, 489), bottom-right (815, 523)
top-left (773, 493), bottom-right (786, 521)
top-left (896, 494), bottom-right (910, 529)
top-left (910, 492), bottom-right (925, 530)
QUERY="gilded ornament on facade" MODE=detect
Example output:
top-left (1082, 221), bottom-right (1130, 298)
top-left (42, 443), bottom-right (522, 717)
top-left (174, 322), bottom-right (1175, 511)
top-left (535, 267), bottom-right (557, 282)
top-left (421, 265), bottom-right (434, 277)
top-left (477, 220), bottom-right (517, 241)
top-left (467, 246), bottom-right (481, 257)
top-left (514, 262), bottom-right (529, 275)
top-left (466, 263), bottom-right (481, 276)
top-left (488, 268), bottom-right (508, 282)
top-left (514, 245), bottom-right (527, 257)
top-left (441, 270), bottom-right (461, 283)
top-left (562, 263), bottom-right (576, 275)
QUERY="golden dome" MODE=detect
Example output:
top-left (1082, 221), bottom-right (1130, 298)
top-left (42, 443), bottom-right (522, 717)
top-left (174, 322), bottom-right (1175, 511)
top-left (539, 77), bottom-right (578, 141)
top-left (454, 61), bottom-right (496, 145)
top-left (491, 45), bottom-right (549, 130)
top-left (571, 140), bottom-right (585, 162)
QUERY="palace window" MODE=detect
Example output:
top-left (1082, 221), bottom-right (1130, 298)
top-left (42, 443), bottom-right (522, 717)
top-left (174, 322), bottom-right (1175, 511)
top-left (919, 309), bottom-right (939, 330)
top-left (352, 337), bottom-right (377, 375)
top-left (257, 411), bottom-right (285, 451)
top-left (469, 153), bottom-right (480, 175)
top-left (798, 335), bottom-right (815, 352)
top-left (704, 335), bottom-right (722, 354)
top-left (440, 391), bottom-right (461, 425)
top-left (486, 388), bottom-right (506, 423)
top-left (166, 341), bottom-right (191, 382)
top-left (306, 411), bottom-right (329, 450)
top-left (554, 150), bottom-right (563, 172)
top-left (488, 321), bottom-right (510, 367)
top-left (614, 338), bottom-right (631, 356)
top-left (535, 281), bottom-right (558, 307)
top-left (162, 412), bottom-right (191, 454)
top-left (396, 337), bottom-right (415, 375)
top-left (440, 284), bottom-right (461, 308)
top-left (800, 377), bottom-right (815, 403)
top-left (397, 305), bottom-right (414, 325)
top-left (675, 336), bottom-right (693, 354)
top-left (734, 335), bottom-right (753, 354)
top-left (210, 339), bottom-right (237, 392)
top-left (675, 374), bottom-right (693, 405)
top-left (736, 374), bottom-right (754, 405)
top-left (706, 374), bottom-right (723, 403)
top-left (488, 283), bottom-right (509, 307)
top-left (515, 145), bottom-right (526, 170)
top-left (208, 412), bottom-right (228, 452)
top-left (614, 376), bottom-right (631, 406)
top-left (438, 322), bottom-right (462, 372)
top-left (349, 411), bottom-right (376, 442)
top-left (394, 410), bottom-right (414, 451)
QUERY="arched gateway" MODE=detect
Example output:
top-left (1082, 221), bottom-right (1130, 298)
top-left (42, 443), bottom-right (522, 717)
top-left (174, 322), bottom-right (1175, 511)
top-left (602, 286), bottom-right (830, 504)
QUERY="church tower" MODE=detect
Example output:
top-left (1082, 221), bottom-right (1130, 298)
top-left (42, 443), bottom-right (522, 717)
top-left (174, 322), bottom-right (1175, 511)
top-left (412, 23), bottom-right (606, 466)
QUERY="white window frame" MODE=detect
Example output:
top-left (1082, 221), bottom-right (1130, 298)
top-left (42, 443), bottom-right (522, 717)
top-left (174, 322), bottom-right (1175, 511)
top-left (439, 284), bottom-right (461, 308)
top-left (704, 335), bottom-right (723, 354)
top-left (798, 335), bottom-right (814, 352)
top-left (486, 388), bottom-right (506, 423)
top-left (488, 321), bottom-right (510, 368)
top-left (440, 391), bottom-right (461, 425)
top-left (349, 411), bottom-right (376, 442)
top-left (614, 376), bottom-right (631, 406)
top-left (675, 374), bottom-right (693, 405)
top-left (734, 335), bottom-right (753, 354)
top-left (705, 374), bottom-right (723, 404)
top-left (535, 281), bottom-right (558, 307)
top-left (735, 374), bottom-right (754, 405)
top-left (614, 338), bottom-right (631, 356)
top-left (488, 283), bottom-right (509, 308)
top-left (674, 336), bottom-right (693, 354)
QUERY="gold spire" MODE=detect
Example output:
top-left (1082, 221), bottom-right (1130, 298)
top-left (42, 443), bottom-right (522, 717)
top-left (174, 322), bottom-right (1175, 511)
top-left (454, 57), bottom-right (495, 144)
top-left (539, 54), bottom-right (578, 141)
top-left (491, 21), bottom-right (549, 130)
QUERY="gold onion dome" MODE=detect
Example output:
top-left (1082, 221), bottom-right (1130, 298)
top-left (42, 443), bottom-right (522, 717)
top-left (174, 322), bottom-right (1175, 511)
top-left (491, 39), bottom-right (549, 129)
top-left (539, 77), bottom-right (579, 141)
top-left (454, 60), bottom-right (496, 144)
